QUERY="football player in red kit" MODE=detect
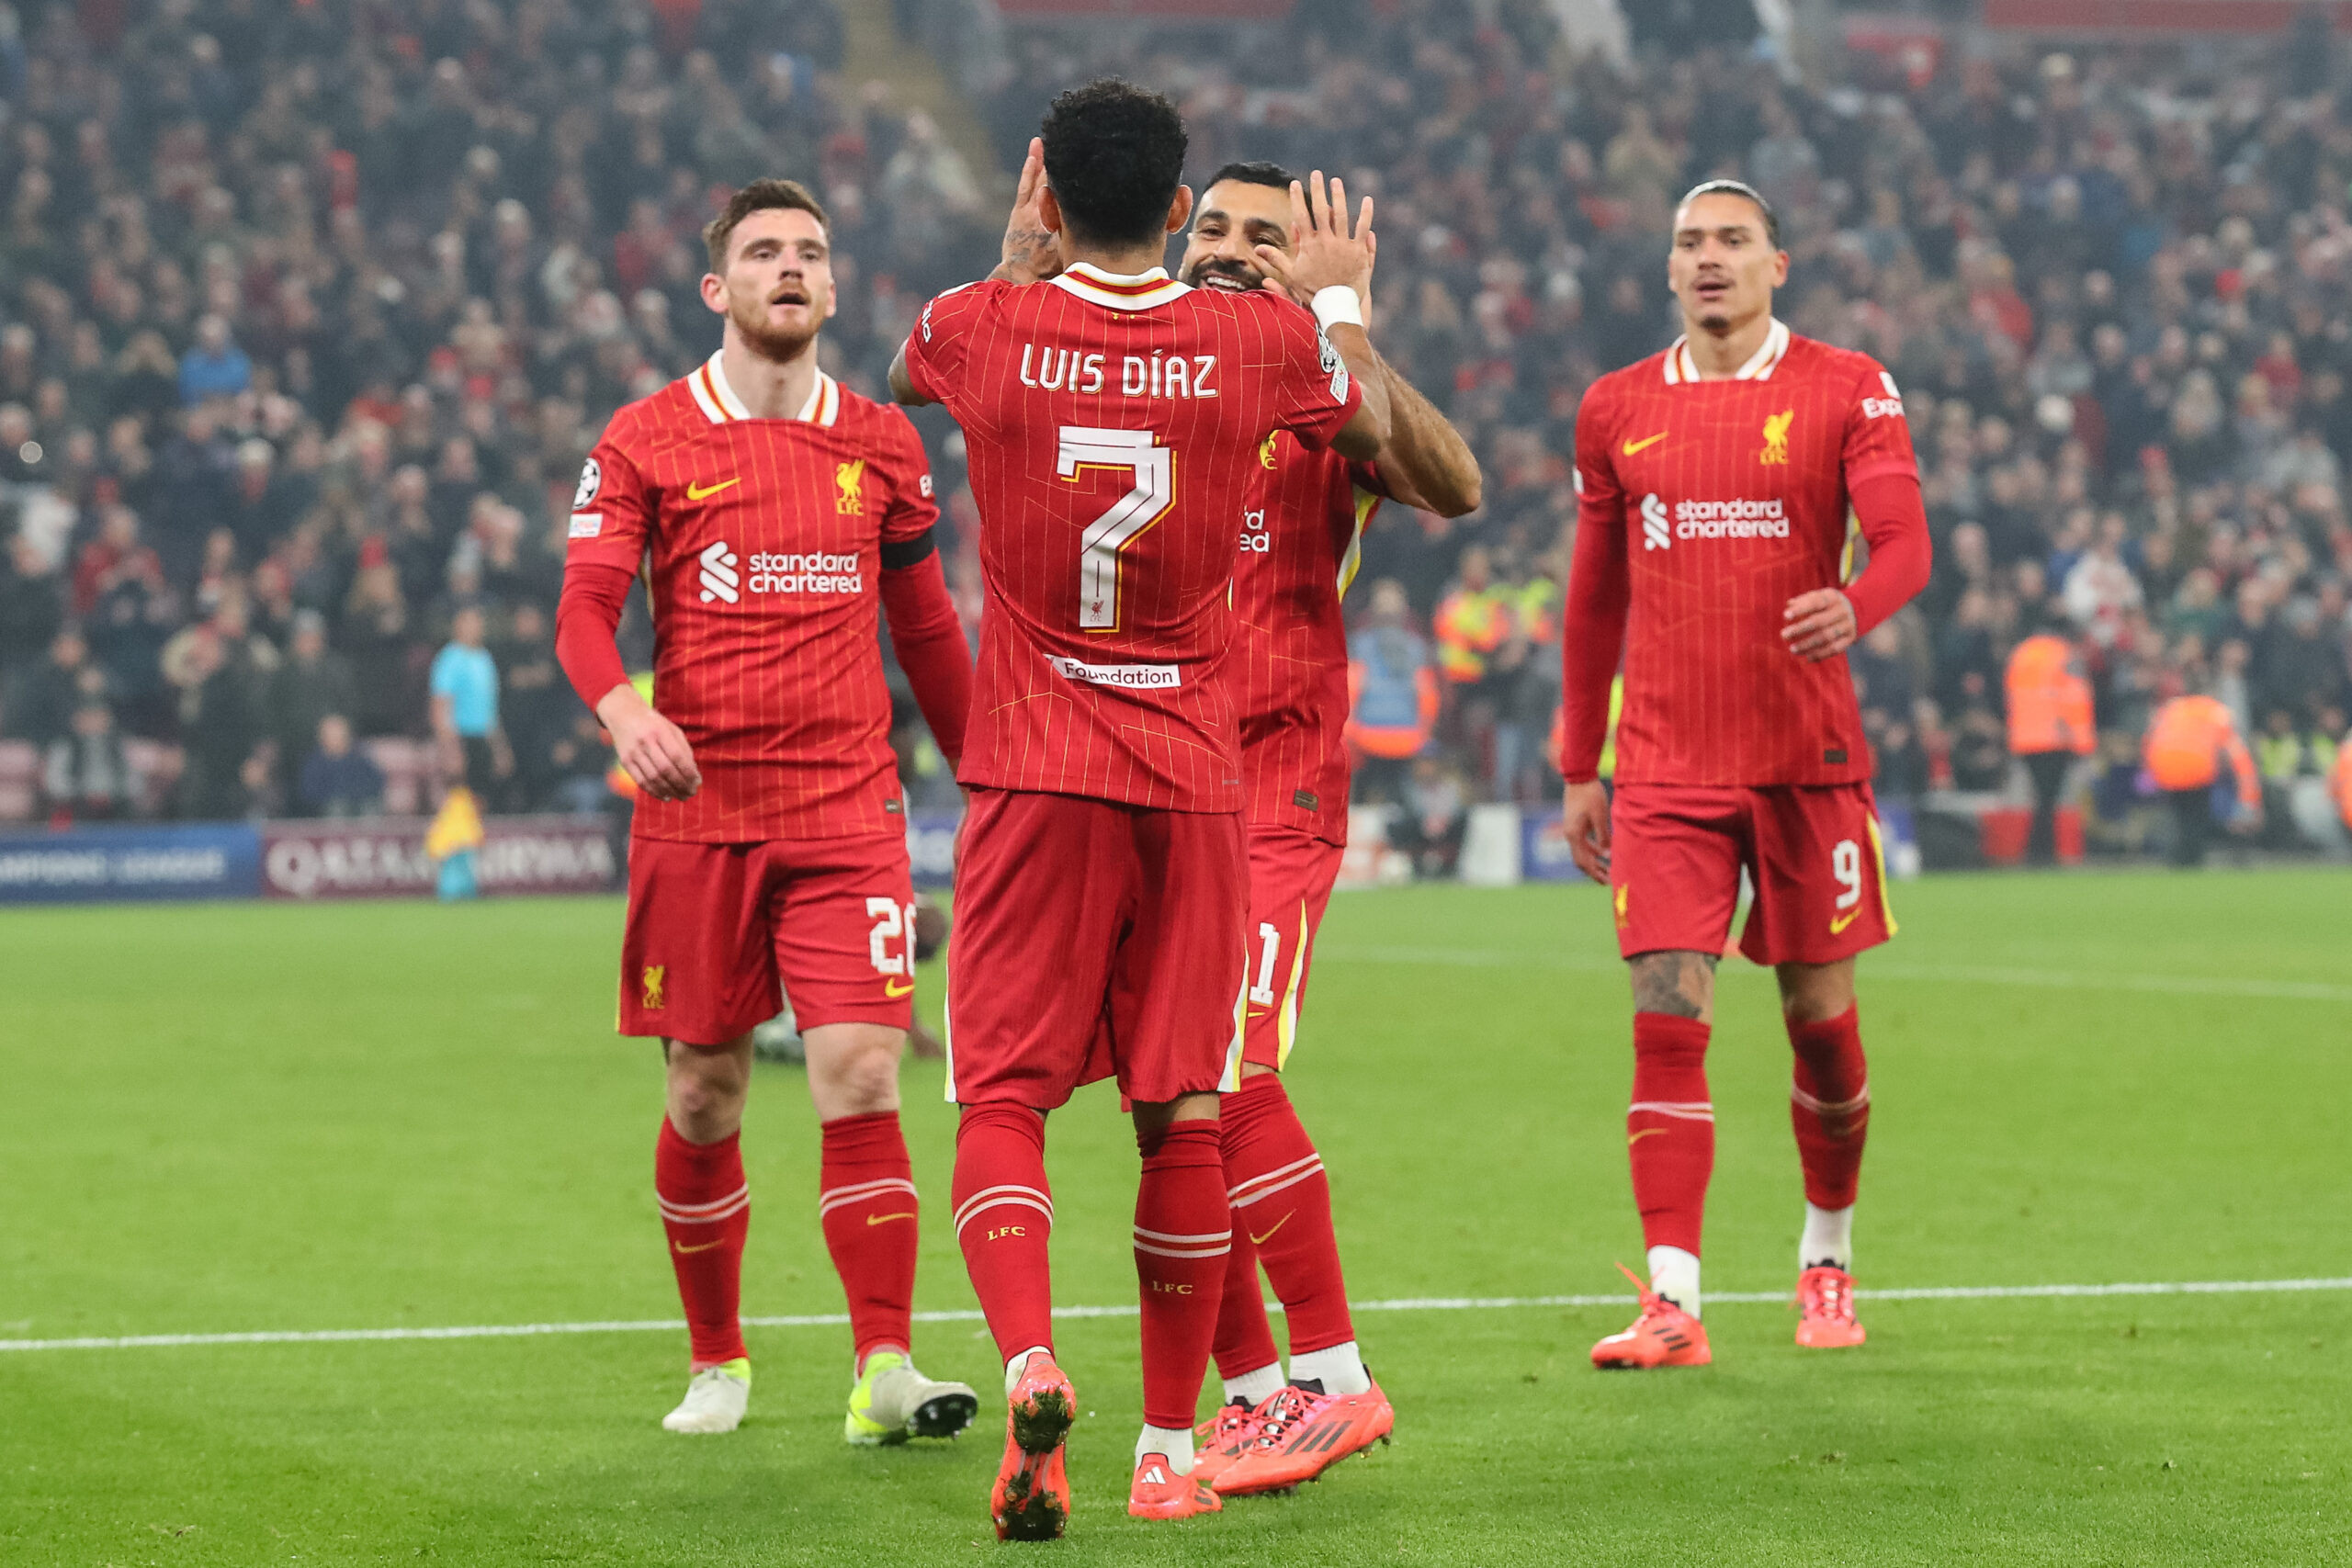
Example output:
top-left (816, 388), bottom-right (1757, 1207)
top-left (556, 180), bottom-right (979, 1442)
top-left (891, 83), bottom-right (1389, 1536)
top-left (1559, 180), bottom-right (1930, 1366)
top-left (1172, 161), bottom-right (1478, 1495)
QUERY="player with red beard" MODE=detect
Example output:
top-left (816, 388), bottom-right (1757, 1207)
top-left (1561, 180), bottom-right (1930, 1366)
top-left (557, 179), bottom-right (979, 1444)
top-left (891, 84), bottom-right (1390, 1537)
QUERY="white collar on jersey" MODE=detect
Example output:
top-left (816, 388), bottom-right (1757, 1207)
top-left (1661, 317), bottom-right (1791, 385)
top-left (1049, 260), bottom-right (1191, 311)
top-left (687, 350), bottom-right (841, 427)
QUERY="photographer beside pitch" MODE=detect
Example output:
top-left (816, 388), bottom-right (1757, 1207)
top-left (1561, 180), bottom-right (1930, 1366)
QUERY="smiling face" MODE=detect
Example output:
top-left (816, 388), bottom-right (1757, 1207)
top-left (1180, 178), bottom-right (1293, 296)
top-left (701, 206), bottom-right (834, 361)
top-left (1668, 189), bottom-right (1787, 337)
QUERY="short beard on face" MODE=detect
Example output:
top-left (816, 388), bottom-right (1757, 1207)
top-left (731, 296), bottom-right (818, 362)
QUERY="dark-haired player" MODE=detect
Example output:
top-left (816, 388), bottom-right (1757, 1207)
top-left (891, 82), bottom-right (1389, 1535)
top-left (1175, 161), bottom-right (1478, 1495)
top-left (1561, 180), bottom-right (1930, 1367)
top-left (557, 178), bottom-right (979, 1442)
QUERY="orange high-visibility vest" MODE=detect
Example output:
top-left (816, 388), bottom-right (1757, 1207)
top-left (2005, 633), bottom-right (2096, 756)
top-left (2143, 695), bottom-right (2259, 807)
top-left (2333, 732), bottom-right (2352, 832)
top-left (1433, 589), bottom-right (1510, 683)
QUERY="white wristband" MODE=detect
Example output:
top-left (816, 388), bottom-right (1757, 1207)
top-left (1310, 287), bottom-right (1364, 332)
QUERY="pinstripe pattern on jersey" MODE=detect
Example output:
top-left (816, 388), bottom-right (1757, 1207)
top-left (905, 272), bottom-right (1360, 810)
top-left (1231, 431), bottom-right (1378, 845)
top-left (563, 358), bottom-right (935, 841)
top-left (1573, 323), bottom-right (1919, 785)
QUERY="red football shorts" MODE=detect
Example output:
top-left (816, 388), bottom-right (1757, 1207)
top-left (1608, 783), bottom-right (1896, 966)
top-left (1227, 826), bottom-right (1346, 1083)
top-left (618, 832), bottom-right (917, 1045)
top-left (944, 787), bottom-right (1246, 1110)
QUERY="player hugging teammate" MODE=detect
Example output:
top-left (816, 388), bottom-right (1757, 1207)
top-left (1561, 181), bottom-right (1930, 1365)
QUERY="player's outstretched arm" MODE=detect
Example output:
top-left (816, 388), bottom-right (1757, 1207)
top-left (989, 136), bottom-right (1062, 287)
top-left (1369, 353), bottom-right (1481, 518)
top-left (1256, 173), bottom-right (1388, 459)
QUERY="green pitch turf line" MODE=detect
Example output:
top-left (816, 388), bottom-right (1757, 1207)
top-left (1323, 943), bottom-right (2352, 1002)
top-left (8, 1276), bottom-right (2348, 1354)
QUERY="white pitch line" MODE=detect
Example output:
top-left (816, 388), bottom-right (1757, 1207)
top-left (5, 1278), bottom-right (2346, 1354)
top-left (1319, 945), bottom-right (2352, 1004)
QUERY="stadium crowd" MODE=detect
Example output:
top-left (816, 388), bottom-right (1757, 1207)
top-left (2, 0), bottom-right (2349, 860)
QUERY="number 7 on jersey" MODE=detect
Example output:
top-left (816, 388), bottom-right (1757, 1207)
top-left (1059, 426), bottom-right (1173, 630)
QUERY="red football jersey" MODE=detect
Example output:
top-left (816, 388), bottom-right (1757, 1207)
top-left (1564, 321), bottom-right (1919, 786)
top-left (566, 355), bottom-right (938, 841)
top-left (1233, 430), bottom-right (1381, 844)
top-left (900, 262), bottom-right (1363, 811)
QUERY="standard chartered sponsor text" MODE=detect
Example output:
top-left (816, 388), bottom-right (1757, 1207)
top-left (1674, 497), bottom-right (1789, 539)
top-left (748, 550), bottom-right (862, 595)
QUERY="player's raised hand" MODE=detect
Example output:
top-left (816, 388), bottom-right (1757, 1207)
top-left (991, 137), bottom-right (1063, 286)
top-left (1256, 171), bottom-right (1374, 317)
top-left (1561, 778), bottom-right (1611, 884)
top-left (1782, 588), bottom-right (1860, 662)
top-left (597, 683), bottom-right (702, 802)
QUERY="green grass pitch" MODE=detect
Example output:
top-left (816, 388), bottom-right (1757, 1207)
top-left (4, 871), bottom-right (2347, 1565)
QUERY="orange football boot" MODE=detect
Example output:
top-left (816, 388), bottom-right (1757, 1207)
top-left (1127, 1453), bottom-right (1222, 1520)
top-left (989, 1354), bottom-right (1076, 1541)
top-left (1590, 1263), bottom-right (1713, 1370)
top-left (1795, 1264), bottom-right (1867, 1348)
top-left (1212, 1380), bottom-right (1396, 1495)
top-left (1188, 1398), bottom-right (1264, 1490)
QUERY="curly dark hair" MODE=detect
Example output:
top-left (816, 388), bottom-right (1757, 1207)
top-left (1039, 79), bottom-right (1189, 250)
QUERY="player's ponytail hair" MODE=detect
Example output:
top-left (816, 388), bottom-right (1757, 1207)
top-left (704, 178), bottom-right (831, 272)
top-left (1677, 178), bottom-right (1781, 248)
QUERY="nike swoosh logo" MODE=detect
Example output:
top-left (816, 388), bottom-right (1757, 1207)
top-left (1621, 433), bottom-right (1669, 456)
top-left (686, 479), bottom-right (741, 501)
top-left (1830, 910), bottom-right (1861, 934)
top-left (865, 1211), bottom-right (917, 1226)
top-left (1247, 1212), bottom-right (1295, 1247)
top-left (673, 1238), bottom-right (728, 1255)
top-left (884, 978), bottom-right (915, 998)
top-left (1627, 1129), bottom-right (1668, 1145)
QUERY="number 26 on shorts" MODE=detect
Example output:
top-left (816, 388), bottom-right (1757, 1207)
top-left (1058, 426), bottom-right (1173, 631)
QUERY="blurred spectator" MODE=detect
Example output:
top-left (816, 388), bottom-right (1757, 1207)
top-left (1346, 580), bottom-right (1439, 804)
top-left (2144, 686), bottom-right (2263, 867)
top-left (431, 605), bottom-right (508, 796)
top-left (1385, 757), bottom-right (1469, 881)
top-left (4, 627), bottom-right (93, 747)
top-left (2005, 615), bottom-right (2097, 863)
top-left (42, 700), bottom-right (133, 823)
top-left (270, 611), bottom-right (358, 772)
top-left (167, 598), bottom-right (279, 819)
top-left (297, 715), bottom-right (385, 819)
top-left (177, 316), bottom-right (253, 407)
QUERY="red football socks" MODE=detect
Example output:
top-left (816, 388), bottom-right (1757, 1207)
top-left (818, 1111), bottom-right (919, 1371)
top-left (1212, 1224), bottom-right (1283, 1383)
top-left (1134, 1118), bottom-right (1231, 1431)
top-left (1219, 1072), bottom-right (1354, 1358)
top-left (655, 1117), bottom-right (750, 1368)
top-left (1787, 1004), bottom-right (1871, 1210)
top-left (1628, 1012), bottom-right (1714, 1257)
top-left (952, 1102), bottom-right (1056, 1369)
